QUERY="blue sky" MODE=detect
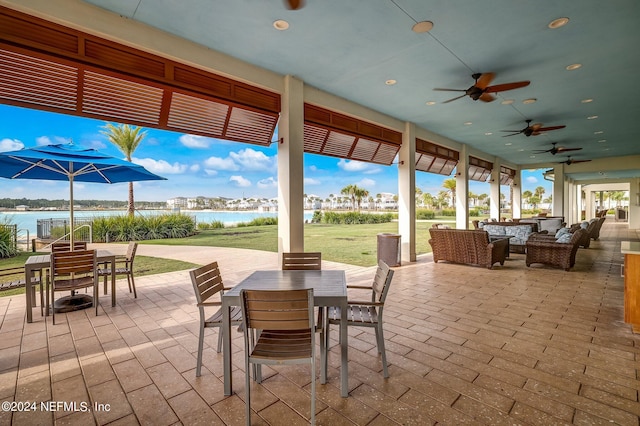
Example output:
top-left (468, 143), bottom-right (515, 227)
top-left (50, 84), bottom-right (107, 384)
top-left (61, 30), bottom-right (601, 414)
top-left (0, 104), bottom-right (551, 202)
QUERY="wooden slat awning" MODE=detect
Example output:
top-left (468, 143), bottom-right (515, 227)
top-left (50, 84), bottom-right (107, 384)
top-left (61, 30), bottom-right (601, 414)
top-left (468, 156), bottom-right (493, 182)
top-left (304, 104), bottom-right (401, 165)
top-left (500, 166), bottom-right (516, 185)
top-left (415, 138), bottom-right (459, 175)
top-left (0, 6), bottom-right (280, 146)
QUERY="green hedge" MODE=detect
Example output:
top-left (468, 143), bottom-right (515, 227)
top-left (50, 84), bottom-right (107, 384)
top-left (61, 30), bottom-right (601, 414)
top-left (440, 209), bottom-right (456, 217)
top-left (237, 217), bottom-right (278, 227)
top-left (416, 209), bottom-right (436, 220)
top-left (318, 211), bottom-right (394, 224)
top-left (92, 213), bottom-right (196, 242)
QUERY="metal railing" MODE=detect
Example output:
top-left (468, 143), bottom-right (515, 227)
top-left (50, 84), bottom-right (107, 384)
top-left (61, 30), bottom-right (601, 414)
top-left (37, 218), bottom-right (93, 241)
top-left (40, 224), bottom-right (93, 251)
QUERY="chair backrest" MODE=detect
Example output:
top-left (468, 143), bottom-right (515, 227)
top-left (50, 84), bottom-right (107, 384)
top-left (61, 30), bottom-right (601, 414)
top-left (126, 241), bottom-right (138, 263)
top-left (189, 261), bottom-right (225, 305)
top-left (282, 252), bottom-right (322, 270)
top-left (371, 260), bottom-right (394, 304)
top-left (51, 241), bottom-right (87, 252)
top-left (51, 249), bottom-right (96, 277)
top-left (241, 289), bottom-right (314, 331)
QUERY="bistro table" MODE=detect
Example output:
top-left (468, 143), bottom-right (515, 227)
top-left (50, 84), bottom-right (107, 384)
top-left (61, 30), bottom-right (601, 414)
top-left (24, 249), bottom-right (116, 323)
top-left (222, 269), bottom-right (349, 397)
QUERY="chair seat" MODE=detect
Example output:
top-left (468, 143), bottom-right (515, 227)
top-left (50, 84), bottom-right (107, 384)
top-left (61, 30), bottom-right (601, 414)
top-left (97, 267), bottom-right (130, 275)
top-left (51, 275), bottom-right (95, 292)
top-left (251, 329), bottom-right (313, 360)
top-left (328, 305), bottom-right (379, 325)
top-left (205, 305), bottom-right (242, 326)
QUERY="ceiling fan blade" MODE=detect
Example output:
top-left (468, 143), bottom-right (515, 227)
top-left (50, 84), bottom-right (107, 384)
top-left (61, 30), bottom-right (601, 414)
top-left (537, 125), bottom-right (566, 132)
top-left (479, 93), bottom-right (495, 102)
top-left (285, 0), bottom-right (304, 9)
top-left (485, 81), bottom-right (530, 93)
top-left (555, 147), bottom-right (582, 153)
top-left (475, 72), bottom-right (495, 89)
top-left (502, 132), bottom-right (522, 137)
top-left (441, 94), bottom-right (467, 104)
top-left (569, 159), bottom-right (591, 164)
top-left (532, 149), bottom-right (551, 153)
top-left (433, 88), bottom-right (466, 92)
top-left (530, 123), bottom-right (543, 131)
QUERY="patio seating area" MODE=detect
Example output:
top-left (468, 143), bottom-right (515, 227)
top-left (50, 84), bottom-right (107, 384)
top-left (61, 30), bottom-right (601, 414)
top-left (1, 220), bottom-right (639, 425)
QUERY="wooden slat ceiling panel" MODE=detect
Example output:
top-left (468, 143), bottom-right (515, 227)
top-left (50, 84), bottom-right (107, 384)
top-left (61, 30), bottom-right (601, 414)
top-left (83, 71), bottom-right (164, 124)
top-left (167, 92), bottom-right (229, 135)
top-left (225, 108), bottom-right (278, 146)
top-left (0, 47), bottom-right (77, 110)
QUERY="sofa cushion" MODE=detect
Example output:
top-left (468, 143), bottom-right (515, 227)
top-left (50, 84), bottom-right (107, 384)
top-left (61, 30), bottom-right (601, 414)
top-left (580, 221), bottom-right (589, 229)
top-left (504, 225), bottom-right (532, 242)
top-left (555, 227), bottom-right (571, 238)
top-left (483, 224), bottom-right (505, 235)
top-left (540, 218), bottom-right (564, 233)
top-left (556, 233), bottom-right (572, 243)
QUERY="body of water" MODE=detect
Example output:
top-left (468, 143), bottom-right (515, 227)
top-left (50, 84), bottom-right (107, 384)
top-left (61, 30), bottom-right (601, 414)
top-left (1, 209), bottom-right (314, 239)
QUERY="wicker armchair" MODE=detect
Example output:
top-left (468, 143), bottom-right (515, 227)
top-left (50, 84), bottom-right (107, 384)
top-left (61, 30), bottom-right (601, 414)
top-left (525, 229), bottom-right (586, 271)
top-left (429, 228), bottom-right (508, 269)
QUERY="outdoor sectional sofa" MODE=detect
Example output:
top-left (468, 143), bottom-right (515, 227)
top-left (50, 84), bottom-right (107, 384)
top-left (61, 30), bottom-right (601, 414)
top-left (428, 227), bottom-right (508, 269)
top-left (477, 222), bottom-right (539, 253)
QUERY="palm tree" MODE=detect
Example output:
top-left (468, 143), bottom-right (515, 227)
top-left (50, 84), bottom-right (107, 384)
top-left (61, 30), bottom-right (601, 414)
top-left (354, 187), bottom-right (369, 211)
top-left (101, 123), bottom-right (147, 216)
top-left (340, 184), bottom-right (357, 210)
top-left (442, 178), bottom-right (456, 207)
top-left (522, 190), bottom-right (533, 209)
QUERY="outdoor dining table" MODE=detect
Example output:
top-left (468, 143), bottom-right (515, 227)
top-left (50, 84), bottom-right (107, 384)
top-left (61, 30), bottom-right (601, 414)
top-left (222, 269), bottom-right (350, 397)
top-left (24, 249), bottom-right (116, 323)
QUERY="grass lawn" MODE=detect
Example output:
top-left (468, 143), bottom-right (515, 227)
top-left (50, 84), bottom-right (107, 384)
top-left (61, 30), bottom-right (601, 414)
top-left (142, 220), bottom-right (452, 267)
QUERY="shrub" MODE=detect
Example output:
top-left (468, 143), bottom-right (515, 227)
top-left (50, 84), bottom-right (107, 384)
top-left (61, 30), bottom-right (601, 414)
top-left (311, 210), bottom-right (323, 223)
top-left (416, 209), bottom-right (436, 220)
top-left (469, 209), bottom-right (480, 217)
top-left (237, 217), bottom-right (278, 227)
top-left (317, 211), bottom-right (394, 224)
top-left (0, 222), bottom-right (18, 258)
top-left (91, 213), bottom-right (196, 242)
top-left (440, 209), bottom-right (456, 217)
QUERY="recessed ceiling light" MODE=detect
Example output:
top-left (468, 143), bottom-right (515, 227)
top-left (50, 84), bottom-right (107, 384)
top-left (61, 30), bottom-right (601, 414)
top-left (603, 148), bottom-right (610, 151)
top-left (463, 121), bottom-right (472, 126)
top-left (501, 99), bottom-right (514, 105)
top-left (598, 139), bottom-right (607, 143)
top-left (505, 142), bottom-right (512, 146)
top-left (581, 98), bottom-right (593, 103)
top-left (587, 115), bottom-right (598, 120)
top-left (485, 132), bottom-right (493, 136)
top-left (385, 79), bottom-right (397, 85)
top-left (522, 98), bottom-right (537, 104)
top-left (594, 131), bottom-right (604, 134)
top-left (566, 63), bottom-right (582, 71)
top-left (548, 17), bottom-right (569, 29)
top-left (412, 21), bottom-right (434, 33)
top-left (518, 149), bottom-right (525, 152)
top-left (273, 20), bottom-right (289, 30)
top-left (425, 101), bottom-right (436, 105)
top-left (529, 155), bottom-right (536, 159)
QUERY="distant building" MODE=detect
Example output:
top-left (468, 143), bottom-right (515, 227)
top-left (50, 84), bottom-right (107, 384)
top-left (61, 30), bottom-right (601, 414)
top-left (15, 205), bottom-right (29, 211)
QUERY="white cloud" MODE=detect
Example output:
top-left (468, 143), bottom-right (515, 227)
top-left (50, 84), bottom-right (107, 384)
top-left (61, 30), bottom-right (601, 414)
top-left (229, 148), bottom-right (274, 171)
top-left (0, 138), bottom-right (24, 152)
top-left (189, 164), bottom-right (201, 172)
top-left (304, 177), bottom-right (321, 185)
top-left (36, 136), bottom-right (69, 146)
top-left (203, 156), bottom-right (239, 171)
top-left (526, 176), bottom-right (538, 183)
top-left (132, 157), bottom-right (187, 174)
top-left (309, 165), bottom-right (318, 172)
top-left (229, 175), bottom-right (251, 187)
top-left (257, 177), bottom-right (277, 188)
top-left (179, 134), bottom-right (216, 149)
top-left (337, 159), bottom-right (380, 174)
top-left (357, 178), bottom-right (376, 188)
top-left (89, 140), bottom-right (107, 150)
top-left (204, 169), bottom-right (218, 176)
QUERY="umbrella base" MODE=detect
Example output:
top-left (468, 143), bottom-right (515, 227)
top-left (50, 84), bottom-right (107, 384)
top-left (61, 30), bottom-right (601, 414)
top-left (53, 294), bottom-right (93, 313)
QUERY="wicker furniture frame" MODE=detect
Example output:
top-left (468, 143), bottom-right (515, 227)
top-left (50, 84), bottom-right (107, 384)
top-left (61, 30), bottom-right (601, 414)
top-left (525, 229), bottom-right (586, 271)
top-left (428, 228), bottom-right (508, 269)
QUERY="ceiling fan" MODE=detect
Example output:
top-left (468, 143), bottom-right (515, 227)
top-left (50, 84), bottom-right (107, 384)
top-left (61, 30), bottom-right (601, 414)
top-left (557, 156), bottom-right (591, 165)
top-left (533, 142), bottom-right (581, 156)
top-left (501, 119), bottom-right (566, 137)
top-left (434, 72), bottom-right (530, 104)
top-left (284, 0), bottom-right (304, 9)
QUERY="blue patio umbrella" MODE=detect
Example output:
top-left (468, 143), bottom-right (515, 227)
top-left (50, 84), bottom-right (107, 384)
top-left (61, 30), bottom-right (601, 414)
top-left (0, 143), bottom-right (166, 245)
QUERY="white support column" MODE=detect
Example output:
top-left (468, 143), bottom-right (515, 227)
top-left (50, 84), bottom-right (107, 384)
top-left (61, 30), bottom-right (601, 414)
top-left (629, 178), bottom-right (640, 229)
top-left (553, 164), bottom-right (565, 218)
top-left (398, 122), bottom-right (416, 262)
top-left (455, 146), bottom-right (469, 229)
top-left (489, 163), bottom-right (501, 220)
top-left (277, 75), bottom-right (305, 255)
top-left (512, 170), bottom-right (522, 219)
top-left (584, 187), bottom-right (594, 221)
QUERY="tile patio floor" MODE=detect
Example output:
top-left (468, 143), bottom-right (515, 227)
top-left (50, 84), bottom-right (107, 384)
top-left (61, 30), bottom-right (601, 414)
top-left (1, 220), bottom-right (639, 425)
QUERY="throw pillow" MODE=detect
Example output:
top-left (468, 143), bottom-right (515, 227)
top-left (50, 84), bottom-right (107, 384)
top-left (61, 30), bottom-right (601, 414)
top-left (555, 228), bottom-right (570, 238)
top-left (483, 225), bottom-right (505, 236)
top-left (580, 221), bottom-right (589, 230)
top-left (556, 233), bottom-right (572, 243)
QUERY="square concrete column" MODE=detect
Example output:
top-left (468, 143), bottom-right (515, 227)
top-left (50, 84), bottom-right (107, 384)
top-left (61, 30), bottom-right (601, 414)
top-left (398, 122), bottom-right (416, 262)
top-left (455, 146), bottom-right (469, 229)
top-left (489, 163), bottom-right (501, 220)
top-left (277, 75), bottom-right (305, 254)
top-left (553, 164), bottom-right (565, 217)
top-left (512, 171), bottom-right (522, 219)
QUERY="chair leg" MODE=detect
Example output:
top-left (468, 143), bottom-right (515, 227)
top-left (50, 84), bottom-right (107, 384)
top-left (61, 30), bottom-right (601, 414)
top-left (94, 282), bottom-right (99, 317)
top-left (103, 273), bottom-right (108, 295)
top-left (196, 323), bottom-right (204, 377)
top-left (245, 357), bottom-right (252, 426)
top-left (310, 356), bottom-right (316, 425)
top-left (216, 326), bottom-right (223, 353)
top-left (129, 273), bottom-right (137, 298)
top-left (376, 323), bottom-right (389, 378)
top-left (51, 283), bottom-right (55, 325)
